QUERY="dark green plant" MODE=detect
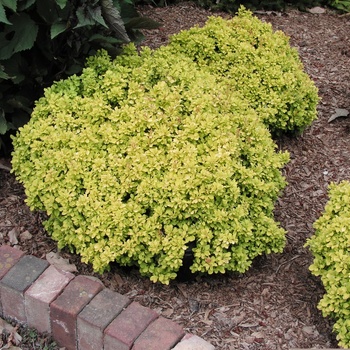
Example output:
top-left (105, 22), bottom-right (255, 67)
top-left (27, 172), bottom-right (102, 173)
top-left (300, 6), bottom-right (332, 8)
top-left (0, 0), bottom-right (160, 153)
top-left (329, 0), bottom-right (350, 11)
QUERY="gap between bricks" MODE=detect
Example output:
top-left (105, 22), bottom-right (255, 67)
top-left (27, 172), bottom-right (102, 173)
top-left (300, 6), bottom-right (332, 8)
top-left (0, 244), bottom-right (215, 350)
top-left (0, 245), bottom-right (341, 350)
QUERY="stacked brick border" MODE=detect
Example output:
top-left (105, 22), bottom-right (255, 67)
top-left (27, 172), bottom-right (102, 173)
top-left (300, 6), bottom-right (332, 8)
top-left (0, 245), bottom-right (215, 350)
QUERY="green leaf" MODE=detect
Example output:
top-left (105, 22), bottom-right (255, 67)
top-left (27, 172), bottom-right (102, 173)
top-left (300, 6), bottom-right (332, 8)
top-left (0, 64), bottom-right (9, 79)
top-left (7, 96), bottom-right (32, 114)
top-left (100, 0), bottom-right (130, 43)
top-left (0, 13), bottom-right (38, 60)
top-left (124, 17), bottom-right (162, 30)
top-left (88, 6), bottom-right (108, 27)
top-left (330, 0), bottom-right (350, 12)
top-left (1, 0), bottom-right (17, 12)
top-left (112, 0), bottom-right (121, 10)
top-left (119, 1), bottom-right (138, 19)
top-left (51, 21), bottom-right (67, 39)
top-left (55, 0), bottom-right (67, 9)
top-left (1, 52), bottom-right (26, 83)
top-left (0, 4), bottom-right (11, 24)
top-left (64, 63), bottom-right (83, 75)
top-left (88, 33), bottom-right (121, 44)
top-left (75, 6), bottom-right (95, 28)
top-left (10, 110), bottom-right (30, 128)
top-left (0, 111), bottom-right (8, 134)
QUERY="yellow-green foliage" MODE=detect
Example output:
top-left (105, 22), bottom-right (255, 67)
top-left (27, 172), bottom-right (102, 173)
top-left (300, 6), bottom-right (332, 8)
top-left (166, 8), bottom-right (319, 134)
top-left (11, 8), bottom-right (318, 284)
top-left (306, 181), bottom-right (350, 347)
top-left (12, 39), bottom-right (290, 283)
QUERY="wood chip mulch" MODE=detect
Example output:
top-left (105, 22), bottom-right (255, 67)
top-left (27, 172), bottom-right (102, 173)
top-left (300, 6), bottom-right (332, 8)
top-left (1, 3), bottom-right (349, 349)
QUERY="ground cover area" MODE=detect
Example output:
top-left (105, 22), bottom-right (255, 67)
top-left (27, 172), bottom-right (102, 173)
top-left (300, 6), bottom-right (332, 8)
top-left (0, 3), bottom-right (349, 349)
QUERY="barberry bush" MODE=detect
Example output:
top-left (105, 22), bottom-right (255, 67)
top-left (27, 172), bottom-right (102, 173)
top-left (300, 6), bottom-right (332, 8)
top-left (306, 181), bottom-right (350, 348)
top-left (166, 8), bottom-right (319, 134)
top-left (11, 8), bottom-right (320, 284)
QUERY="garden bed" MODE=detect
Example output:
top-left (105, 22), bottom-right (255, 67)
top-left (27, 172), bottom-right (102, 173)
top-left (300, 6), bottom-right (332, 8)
top-left (1, 3), bottom-right (350, 349)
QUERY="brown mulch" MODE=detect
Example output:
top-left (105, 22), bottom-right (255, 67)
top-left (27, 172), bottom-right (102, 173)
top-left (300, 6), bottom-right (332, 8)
top-left (1, 3), bottom-right (350, 349)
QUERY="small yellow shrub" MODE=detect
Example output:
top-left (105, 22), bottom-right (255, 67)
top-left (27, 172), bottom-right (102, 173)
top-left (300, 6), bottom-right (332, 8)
top-left (11, 8), bottom-right (320, 283)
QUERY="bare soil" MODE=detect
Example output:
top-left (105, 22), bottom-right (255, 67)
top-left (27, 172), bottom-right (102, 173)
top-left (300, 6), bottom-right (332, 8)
top-left (1, 3), bottom-right (350, 349)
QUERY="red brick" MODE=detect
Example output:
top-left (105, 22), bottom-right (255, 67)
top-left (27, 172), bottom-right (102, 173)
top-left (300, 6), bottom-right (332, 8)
top-left (50, 275), bottom-right (104, 350)
top-left (0, 255), bottom-right (49, 322)
top-left (132, 316), bottom-right (185, 350)
top-left (77, 289), bottom-right (130, 350)
top-left (0, 245), bottom-right (25, 279)
top-left (25, 266), bottom-right (75, 333)
top-left (104, 301), bottom-right (159, 350)
top-left (0, 245), bottom-right (25, 314)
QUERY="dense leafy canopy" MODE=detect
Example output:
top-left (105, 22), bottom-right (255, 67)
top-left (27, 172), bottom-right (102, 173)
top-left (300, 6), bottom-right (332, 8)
top-left (306, 181), bottom-right (350, 348)
top-left (12, 9), bottom-right (320, 284)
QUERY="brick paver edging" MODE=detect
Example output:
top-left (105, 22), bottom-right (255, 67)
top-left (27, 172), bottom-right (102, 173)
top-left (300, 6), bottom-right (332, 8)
top-left (0, 245), bottom-right (215, 350)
